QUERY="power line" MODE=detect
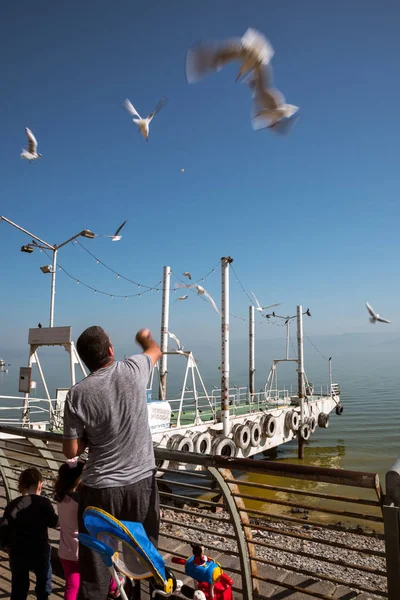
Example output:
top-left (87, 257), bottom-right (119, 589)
top-left (304, 332), bottom-right (329, 362)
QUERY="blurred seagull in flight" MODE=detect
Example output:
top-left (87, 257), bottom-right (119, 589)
top-left (21, 128), bottom-right (42, 162)
top-left (365, 302), bottom-right (391, 324)
top-left (183, 272), bottom-right (192, 280)
top-left (186, 27), bottom-right (274, 83)
top-left (168, 331), bottom-right (184, 352)
top-left (122, 97), bottom-right (168, 141)
top-left (247, 65), bottom-right (299, 131)
top-left (98, 220), bottom-right (127, 242)
top-left (177, 295), bottom-right (189, 301)
top-left (251, 291), bottom-right (280, 312)
top-left (177, 283), bottom-right (220, 315)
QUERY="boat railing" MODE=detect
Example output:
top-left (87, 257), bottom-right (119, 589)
top-left (0, 395), bottom-right (53, 427)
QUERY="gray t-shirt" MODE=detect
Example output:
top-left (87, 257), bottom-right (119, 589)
top-left (63, 354), bottom-right (155, 488)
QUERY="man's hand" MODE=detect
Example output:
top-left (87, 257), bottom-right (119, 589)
top-left (136, 329), bottom-right (162, 366)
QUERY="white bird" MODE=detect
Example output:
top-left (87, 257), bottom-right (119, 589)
top-left (98, 220), bottom-right (127, 242)
top-left (183, 272), bottom-right (192, 280)
top-left (122, 97), bottom-right (167, 141)
top-left (177, 283), bottom-right (220, 315)
top-left (247, 65), bottom-right (299, 131)
top-left (365, 302), bottom-right (391, 324)
top-left (167, 331), bottom-right (183, 351)
top-left (185, 27), bottom-right (274, 84)
top-left (251, 291), bottom-right (280, 312)
top-left (177, 295), bottom-right (188, 301)
top-left (21, 128), bottom-right (42, 162)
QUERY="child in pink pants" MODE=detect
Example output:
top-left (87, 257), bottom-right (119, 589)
top-left (55, 459), bottom-right (123, 599)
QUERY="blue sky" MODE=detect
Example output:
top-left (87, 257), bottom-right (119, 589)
top-left (1, 0), bottom-right (400, 353)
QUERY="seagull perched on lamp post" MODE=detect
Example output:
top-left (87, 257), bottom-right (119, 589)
top-left (122, 97), bottom-right (168, 141)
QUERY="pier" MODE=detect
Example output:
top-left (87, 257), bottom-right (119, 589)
top-left (0, 426), bottom-right (397, 599)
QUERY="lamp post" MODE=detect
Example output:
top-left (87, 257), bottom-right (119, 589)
top-left (0, 216), bottom-right (95, 327)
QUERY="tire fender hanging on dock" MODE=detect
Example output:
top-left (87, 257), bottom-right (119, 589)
top-left (167, 434), bottom-right (195, 453)
top-left (335, 404), bottom-right (344, 416)
top-left (233, 423), bottom-right (251, 450)
top-left (193, 432), bottom-right (212, 455)
top-left (300, 422), bottom-right (311, 441)
top-left (249, 421), bottom-right (262, 447)
top-left (308, 416), bottom-right (317, 433)
top-left (285, 410), bottom-right (299, 432)
top-left (211, 435), bottom-right (237, 457)
top-left (260, 414), bottom-right (277, 438)
top-left (318, 413), bottom-right (330, 428)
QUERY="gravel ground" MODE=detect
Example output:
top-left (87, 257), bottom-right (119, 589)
top-left (160, 506), bottom-right (387, 597)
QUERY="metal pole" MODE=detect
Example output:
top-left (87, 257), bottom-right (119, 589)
top-left (159, 266), bottom-right (171, 400)
top-left (329, 357), bottom-right (332, 392)
top-left (49, 249), bottom-right (57, 328)
top-left (286, 320), bottom-right (290, 360)
top-left (249, 305), bottom-right (255, 399)
top-left (221, 257), bottom-right (233, 436)
top-left (297, 305), bottom-right (305, 459)
top-left (0, 216), bottom-right (54, 250)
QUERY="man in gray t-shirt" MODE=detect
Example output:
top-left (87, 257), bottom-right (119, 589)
top-left (63, 326), bottom-right (161, 600)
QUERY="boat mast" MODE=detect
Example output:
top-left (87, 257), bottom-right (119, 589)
top-left (297, 305), bottom-right (305, 459)
top-left (285, 319), bottom-right (290, 360)
top-left (159, 266), bottom-right (171, 400)
top-left (249, 305), bottom-right (255, 399)
top-left (221, 256), bottom-right (233, 436)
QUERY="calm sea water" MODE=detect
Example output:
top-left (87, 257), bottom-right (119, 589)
top-left (1, 332), bottom-right (399, 487)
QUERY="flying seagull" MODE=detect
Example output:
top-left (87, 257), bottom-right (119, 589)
top-left (365, 302), bottom-right (391, 324)
top-left (167, 331), bottom-right (184, 352)
top-left (247, 65), bottom-right (299, 131)
top-left (98, 220), bottom-right (127, 242)
top-left (21, 128), bottom-right (42, 162)
top-left (177, 283), bottom-right (220, 315)
top-left (122, 97), bottom-right (167, 141)
top-left (177, 295), bottom-right (189, 301)
top-left (186, 27), bottom-right (274, 84)
top-left (251, 291), bottom-right (280, 312)
top-left (183, 272), bottom-right (192, 280)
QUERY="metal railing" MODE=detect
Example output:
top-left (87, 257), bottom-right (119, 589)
top-left (0, 425), bottom-right (389, 599)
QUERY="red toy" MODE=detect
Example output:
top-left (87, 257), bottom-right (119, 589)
top-left (172, 544), bottom-right (233, 600)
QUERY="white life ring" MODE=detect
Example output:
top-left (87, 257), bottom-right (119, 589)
top-left (300, 422), bottom-right (311, 441)
top-left (193, 432), bottom-right (212, 455)
top-left (260, 414), bottom-right (277, 438)
top-left (212, 436), bottom-right (237, 457)
top-left (249, 421), bottom-right (262, 447)
top-left (285, 410), bottom-right (299, 432)
top-left (233, 423), bottom-right (251, 450)
top-left (318, 413), bottom-right (330, 429)
top-left (167, 434), bottom-right (194, 453)
top-left (308, 416), bottom-right (317, 433)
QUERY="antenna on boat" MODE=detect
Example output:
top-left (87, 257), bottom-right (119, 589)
top-left (221, 256), bottom-right (233, 436)
top-left (297, 305), bottom-right (305, 459)
top-left (249, 305), bottom-right (255, 399)
top-left (159, 266), bottom-right (171, 400)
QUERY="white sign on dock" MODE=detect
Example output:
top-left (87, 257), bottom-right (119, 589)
top-left (28, 326), bottom-right (72, 346)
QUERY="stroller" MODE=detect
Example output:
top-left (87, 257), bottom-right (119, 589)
top-left (79, 507), bottom-right (233, 600)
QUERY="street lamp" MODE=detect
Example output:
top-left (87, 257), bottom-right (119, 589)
top-left (0, 215), bottom-right (95, 327)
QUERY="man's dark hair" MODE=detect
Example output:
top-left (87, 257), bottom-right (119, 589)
top-left (18, 467), bottom-right (43, 493)
top-left (76, 326), bottom-right (112, 372)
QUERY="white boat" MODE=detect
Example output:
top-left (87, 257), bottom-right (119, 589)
top-left (0, 259), bottom-right (342, 465)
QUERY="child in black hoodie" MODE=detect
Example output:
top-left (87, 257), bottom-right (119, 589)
top-left (0, 467), bottom-right (58, 600)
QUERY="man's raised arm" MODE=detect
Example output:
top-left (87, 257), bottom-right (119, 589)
top-left (135, 329), bottom-right (162, 366)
